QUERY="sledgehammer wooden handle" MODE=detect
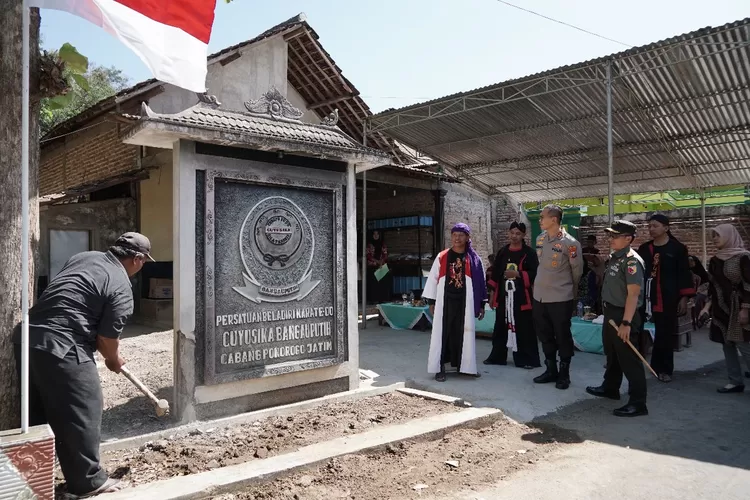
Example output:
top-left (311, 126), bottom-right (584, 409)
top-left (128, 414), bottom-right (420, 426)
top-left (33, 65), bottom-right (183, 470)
top-left (608, 319), bottom-right (659, 379)
top-left (120, 366), bottom-right (159, 404)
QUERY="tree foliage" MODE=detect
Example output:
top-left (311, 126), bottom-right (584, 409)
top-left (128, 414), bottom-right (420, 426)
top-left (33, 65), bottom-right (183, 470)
top-left (40, 45), bottom-right (129, 136)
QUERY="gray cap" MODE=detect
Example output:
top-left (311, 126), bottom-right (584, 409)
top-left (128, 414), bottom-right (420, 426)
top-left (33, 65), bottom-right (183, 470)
top-left (115, 232), bottom-right (155, 261)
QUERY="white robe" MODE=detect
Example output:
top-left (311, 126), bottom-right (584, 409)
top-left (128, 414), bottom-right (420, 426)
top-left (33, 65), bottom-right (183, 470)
top-left (422, 250), bottom-right (483, 375)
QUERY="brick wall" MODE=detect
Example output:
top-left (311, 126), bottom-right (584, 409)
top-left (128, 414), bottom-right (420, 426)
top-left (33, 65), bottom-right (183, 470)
top-left (357, 182), bottom-right (434, 219)
top-left (491, 195), bottom-right (528, 253)
top-left (579, 205), bottom-right (750, 260)
top-left (443, 184), bottom-right (493, 265)
top-left (40, 121), bottom-right (138, 196)
top-left (357, 183), bottom-right (436, 256)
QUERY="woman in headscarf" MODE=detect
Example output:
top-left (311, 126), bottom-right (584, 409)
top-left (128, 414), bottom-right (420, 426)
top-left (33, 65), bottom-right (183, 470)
top-left (366, 230), bottom-right (390, 304)
top-left (485, 222), bottom-right (540, 369)
top-left (699, 224), bottom-right (750, 393)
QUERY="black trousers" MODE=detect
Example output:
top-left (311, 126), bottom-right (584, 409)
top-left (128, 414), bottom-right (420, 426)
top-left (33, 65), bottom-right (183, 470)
top-left (14, 344), bottom-right (108, 495)
top-left (602, 304), bottom-right (647, 405)
top-left (533, 300), bottom-right (575, 361)
top-left (651, 309), bottom-right (678, 376)
top-left (441, 293), bottom-right (467, 371)
top-left (491, 308), bottom-right (541, 368)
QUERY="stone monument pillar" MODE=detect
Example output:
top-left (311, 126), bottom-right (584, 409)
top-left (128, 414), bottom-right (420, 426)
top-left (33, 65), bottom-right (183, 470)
top-left (125, 89), bottom-right (389, 421)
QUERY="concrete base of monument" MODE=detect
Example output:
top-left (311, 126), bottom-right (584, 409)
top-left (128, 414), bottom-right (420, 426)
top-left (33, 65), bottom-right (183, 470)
top-left (103, 406), bottom-right (504, 500)
top-left (101, 378), bottom-right (405, 454)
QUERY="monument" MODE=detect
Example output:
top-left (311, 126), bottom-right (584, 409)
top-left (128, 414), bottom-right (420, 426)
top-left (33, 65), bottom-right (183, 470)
top-left (125, 88), bottom-right (389, 421)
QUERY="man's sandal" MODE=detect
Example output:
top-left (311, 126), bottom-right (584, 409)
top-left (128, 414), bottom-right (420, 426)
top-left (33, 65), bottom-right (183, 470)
top-left (73, 478), bottom-right (128, 499)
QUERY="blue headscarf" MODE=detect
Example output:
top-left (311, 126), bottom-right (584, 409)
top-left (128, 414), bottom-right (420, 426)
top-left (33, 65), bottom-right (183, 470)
top-left (451, 223), bottom-right (487, 316)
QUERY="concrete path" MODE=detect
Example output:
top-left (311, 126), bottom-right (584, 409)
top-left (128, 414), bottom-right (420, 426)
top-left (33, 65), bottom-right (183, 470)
top-left (360, 322), bottom-right (750, 499)
top-left (359, 322), bottom-right (723, 421)
top-left (466, 360), bottom-right (750, 500)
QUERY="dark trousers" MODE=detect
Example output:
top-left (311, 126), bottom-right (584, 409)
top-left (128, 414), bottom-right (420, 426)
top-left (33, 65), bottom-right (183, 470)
top-left (14, 344), bottom-right (108, 495)
top-left (651, 310), bottom-right (677, 376)
top-left (533, 300), bottom-right (575, 361)
top-left (441, 293), bottom-right (467, 370)
top-left (602, 304), bottom-right (647, 405)
top-left (491, 309), bottom-right (541, 368)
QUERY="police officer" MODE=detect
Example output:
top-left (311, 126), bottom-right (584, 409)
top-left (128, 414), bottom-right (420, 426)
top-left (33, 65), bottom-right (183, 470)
top-left (585, 220), bottom-right (648, 417)
top-left (532, 204), bottom-right (583, 390)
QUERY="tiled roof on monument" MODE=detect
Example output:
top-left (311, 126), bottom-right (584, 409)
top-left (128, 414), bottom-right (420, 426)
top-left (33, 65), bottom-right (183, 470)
top-left (41, 12), bottom-right (444, 177)
top-left (128, 88), bottom-right (390, 169)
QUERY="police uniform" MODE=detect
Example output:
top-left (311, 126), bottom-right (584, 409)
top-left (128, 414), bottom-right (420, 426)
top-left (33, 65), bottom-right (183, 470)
top-left (532, 228), bottom-right (583, 389)
top-left (586, 221), bottom-right (648, 417)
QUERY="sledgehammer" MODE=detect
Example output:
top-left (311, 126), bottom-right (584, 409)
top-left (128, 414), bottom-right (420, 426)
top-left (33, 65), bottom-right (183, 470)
top-left (120, 366), bottom-right (170, 417)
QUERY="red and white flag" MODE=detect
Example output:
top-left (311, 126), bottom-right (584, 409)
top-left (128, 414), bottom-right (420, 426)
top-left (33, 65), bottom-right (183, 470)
top-left (30, 0), bottom-right (217, 92)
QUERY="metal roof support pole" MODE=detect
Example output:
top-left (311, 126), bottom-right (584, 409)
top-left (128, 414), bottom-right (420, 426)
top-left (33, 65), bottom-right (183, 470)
top-left (606, 60), bottom-right (615, 225)
top-left (700, 188), bottom-right (707, 266)
top-left (361, 119), bottom-right (368, 329)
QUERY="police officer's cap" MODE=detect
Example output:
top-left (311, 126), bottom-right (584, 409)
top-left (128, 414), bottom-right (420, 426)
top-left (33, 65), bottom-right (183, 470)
top-left (604, 220), bottom-right (637, 236)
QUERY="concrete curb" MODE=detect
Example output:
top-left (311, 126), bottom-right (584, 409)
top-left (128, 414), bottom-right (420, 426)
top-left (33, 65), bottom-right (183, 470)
top-left (105, 407), bottom-right (503, 500)
top-left (101, 381), bottom-right (404, 453)
top-left (396, 387), bottom-right (471, 407)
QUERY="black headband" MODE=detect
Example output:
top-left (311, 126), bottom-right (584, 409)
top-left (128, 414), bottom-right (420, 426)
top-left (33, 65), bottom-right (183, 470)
top-left (509, 221), bottom-right (527, 233)
top-left (649, 214), bottom-right (670, 226)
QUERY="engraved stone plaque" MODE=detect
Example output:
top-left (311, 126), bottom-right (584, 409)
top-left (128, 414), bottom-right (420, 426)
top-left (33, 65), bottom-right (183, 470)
top-left (204, 171), bottom-right (345, 385)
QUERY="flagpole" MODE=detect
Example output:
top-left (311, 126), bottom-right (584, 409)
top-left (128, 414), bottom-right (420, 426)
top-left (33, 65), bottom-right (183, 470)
top-left (20, 0), bottom-right (31, 434)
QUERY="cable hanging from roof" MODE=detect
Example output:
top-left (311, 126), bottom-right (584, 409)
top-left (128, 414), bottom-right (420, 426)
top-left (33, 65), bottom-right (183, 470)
top-left (494, 0), bottom-right (633, 48)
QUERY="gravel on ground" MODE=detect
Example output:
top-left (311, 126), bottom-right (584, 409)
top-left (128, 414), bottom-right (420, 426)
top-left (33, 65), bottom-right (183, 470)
top-left (98, 327), bottom-right (175, 440)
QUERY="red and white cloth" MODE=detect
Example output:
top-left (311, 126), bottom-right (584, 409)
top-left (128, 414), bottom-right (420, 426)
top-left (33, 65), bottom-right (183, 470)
top-left (30, 0), bottom-right (217, 92)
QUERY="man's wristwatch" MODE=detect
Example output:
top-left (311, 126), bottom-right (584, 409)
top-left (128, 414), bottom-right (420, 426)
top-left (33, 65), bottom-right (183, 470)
top-left (621, 320), bottom-right (631, 327)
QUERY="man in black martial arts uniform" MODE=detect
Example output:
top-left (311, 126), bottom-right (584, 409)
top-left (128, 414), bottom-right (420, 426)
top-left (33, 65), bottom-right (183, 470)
top-left (637, 214), bottom-right (694, 382)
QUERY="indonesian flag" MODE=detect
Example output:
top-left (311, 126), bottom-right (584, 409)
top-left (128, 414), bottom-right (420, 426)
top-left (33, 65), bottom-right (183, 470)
top-left (29, 0), bottom-right (217, 92)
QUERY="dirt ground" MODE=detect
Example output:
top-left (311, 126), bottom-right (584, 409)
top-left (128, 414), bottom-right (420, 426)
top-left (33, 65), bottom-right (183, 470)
top-left (94, 392), bottom-right (460, 489)
top-left (98, 327), bottom-right (175, 440)
top-left (220, 419), bottom-right (578, 500)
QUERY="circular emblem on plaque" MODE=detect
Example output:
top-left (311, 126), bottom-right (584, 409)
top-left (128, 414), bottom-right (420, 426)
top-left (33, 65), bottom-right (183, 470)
top-left (236, 196), bottom-right (317, 303)
top-left (254, 208), bottom-right (303, 268)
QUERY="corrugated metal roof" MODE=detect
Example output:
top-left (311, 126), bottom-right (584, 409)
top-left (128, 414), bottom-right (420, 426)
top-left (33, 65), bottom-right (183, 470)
top-left (370, 18), bottom-right (750, 202)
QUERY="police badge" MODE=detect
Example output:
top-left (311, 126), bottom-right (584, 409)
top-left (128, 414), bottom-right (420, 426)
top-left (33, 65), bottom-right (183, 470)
top-left (233, 196), bottom-right (319, 303)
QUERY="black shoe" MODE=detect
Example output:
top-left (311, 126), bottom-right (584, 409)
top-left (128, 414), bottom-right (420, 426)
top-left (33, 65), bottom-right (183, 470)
top-left (435, 372), bottom-right (446, 382)
top-left (533, 360), bottom-right (558, 384)
top-left (717, 384), bottom-right (745, 393)
top-left (586, 385), bottom-right (620, 400)
top-left (483, 358), bottom-right (507, 365)
top-left (555, 361), bottom-right (570, 390)
top-left (613, 403), bottom-right (648, 417)
top-left (745, 371), bottom-right (750, 378)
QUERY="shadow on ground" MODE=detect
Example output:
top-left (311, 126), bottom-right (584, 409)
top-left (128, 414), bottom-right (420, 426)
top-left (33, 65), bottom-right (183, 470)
top-left (101, 386), bottom-right (176, 440)
top-left (529, 360), bottom-right (750, 470)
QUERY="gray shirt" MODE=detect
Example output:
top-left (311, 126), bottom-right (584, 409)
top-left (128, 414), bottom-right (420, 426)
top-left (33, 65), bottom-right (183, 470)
top-left (13, 251), bottom-right (134, 361)
top-left (533, 229), bottom-right (584, 303)
top-left (602, 247), bottom-right (645, 308)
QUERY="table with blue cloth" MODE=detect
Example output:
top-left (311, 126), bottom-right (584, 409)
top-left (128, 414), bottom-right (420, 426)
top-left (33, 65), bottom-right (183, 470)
top-left (377, 303), bottom-right (432, 330)
top-left (571, 318), bottom-right (656, 355)
top-left (473, 308), bottom-right (654, 355)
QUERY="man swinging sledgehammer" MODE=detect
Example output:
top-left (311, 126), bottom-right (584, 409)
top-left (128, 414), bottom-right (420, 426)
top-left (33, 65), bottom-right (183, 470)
top-left (12, 232), bottom-right (154, 497)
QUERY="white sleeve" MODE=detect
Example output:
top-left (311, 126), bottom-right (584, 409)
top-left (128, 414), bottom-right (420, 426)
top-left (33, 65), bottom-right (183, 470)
top-left (422, 257), bottom-right (441, 300)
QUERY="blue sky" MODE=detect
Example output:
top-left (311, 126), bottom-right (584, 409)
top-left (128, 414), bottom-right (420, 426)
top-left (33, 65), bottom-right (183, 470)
top-left (39, 0), bottom-right (749, 113)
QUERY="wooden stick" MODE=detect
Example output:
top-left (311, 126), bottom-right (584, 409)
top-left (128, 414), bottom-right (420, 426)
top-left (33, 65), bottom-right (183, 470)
top-left (608, 319), bottom-right (660, 380)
